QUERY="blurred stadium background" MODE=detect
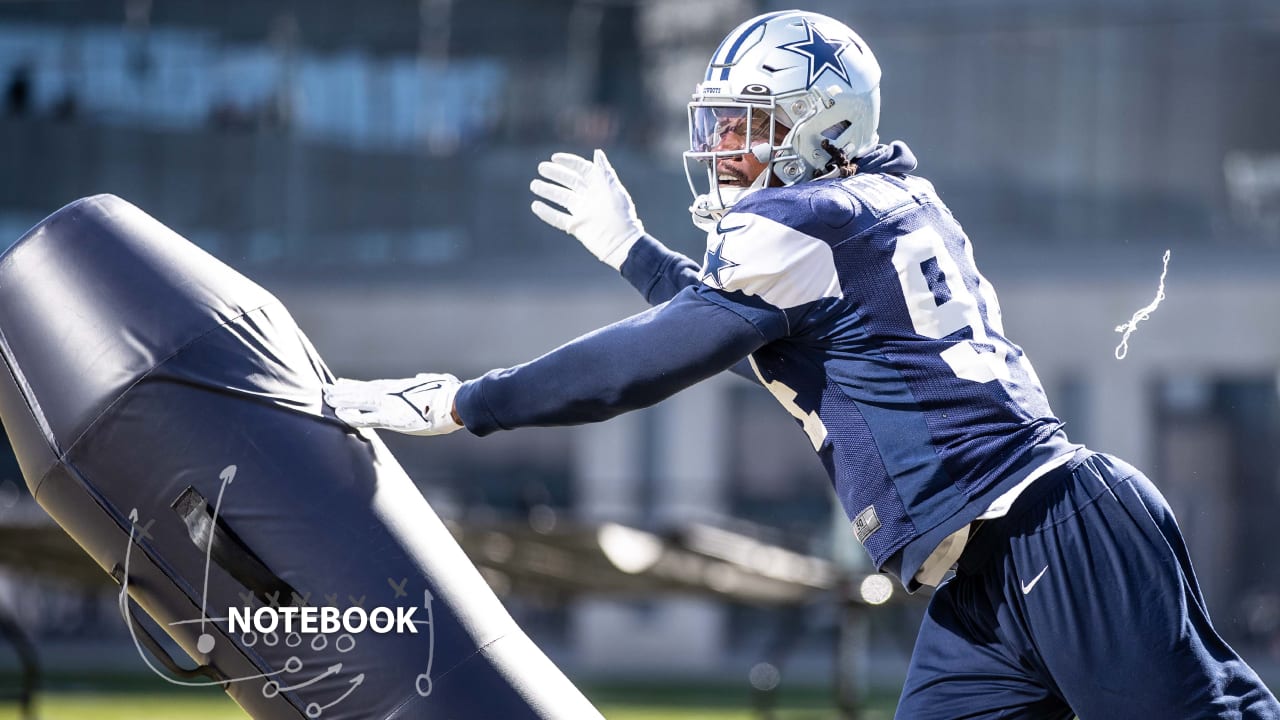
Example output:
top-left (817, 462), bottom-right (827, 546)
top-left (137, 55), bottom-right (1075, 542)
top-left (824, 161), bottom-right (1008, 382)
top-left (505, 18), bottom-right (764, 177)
top-left (1, 0), bottom-right (1279, 717)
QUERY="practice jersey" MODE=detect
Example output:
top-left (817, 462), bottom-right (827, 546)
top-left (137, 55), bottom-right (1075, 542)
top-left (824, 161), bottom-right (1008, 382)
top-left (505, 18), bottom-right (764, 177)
top-left (456, 142), bottom-right (1075, 589)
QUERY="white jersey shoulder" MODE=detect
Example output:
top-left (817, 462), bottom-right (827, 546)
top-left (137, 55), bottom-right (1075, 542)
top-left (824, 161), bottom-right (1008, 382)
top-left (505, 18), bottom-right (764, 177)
top-left (699, 210), bottom-right (841, 310)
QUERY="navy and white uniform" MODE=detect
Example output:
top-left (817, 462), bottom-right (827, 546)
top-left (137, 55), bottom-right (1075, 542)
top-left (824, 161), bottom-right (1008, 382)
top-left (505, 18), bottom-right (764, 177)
top-left (455, 142), bottom-right (1280, 718)
top-left (457, 142), bottom-right (1072, 587)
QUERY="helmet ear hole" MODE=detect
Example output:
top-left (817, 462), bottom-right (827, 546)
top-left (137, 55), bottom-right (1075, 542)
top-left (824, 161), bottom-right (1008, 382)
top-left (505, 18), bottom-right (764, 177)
top-left (821, 120), bottom-right (852, 141)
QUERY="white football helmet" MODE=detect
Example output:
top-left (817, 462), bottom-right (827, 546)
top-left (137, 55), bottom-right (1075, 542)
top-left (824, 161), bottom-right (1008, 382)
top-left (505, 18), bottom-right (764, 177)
top-left (685, 10), bottom-right (881, 226)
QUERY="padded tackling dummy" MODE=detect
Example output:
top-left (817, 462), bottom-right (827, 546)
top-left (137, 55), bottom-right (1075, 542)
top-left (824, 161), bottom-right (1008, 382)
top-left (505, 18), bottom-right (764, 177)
top-left (0, 195), bottom-right (604, 719)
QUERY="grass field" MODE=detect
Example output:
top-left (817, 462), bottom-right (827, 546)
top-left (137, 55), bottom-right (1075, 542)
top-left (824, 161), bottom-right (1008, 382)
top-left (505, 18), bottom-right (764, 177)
top-left (0, 679), bottom-right (897, 719)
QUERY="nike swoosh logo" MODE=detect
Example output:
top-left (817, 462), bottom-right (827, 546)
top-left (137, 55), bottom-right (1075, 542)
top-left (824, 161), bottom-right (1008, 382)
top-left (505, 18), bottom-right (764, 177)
top-left (1021, 565), bottom-right (1049, 595)
top-left (393, 382), bottom-right (444, 414)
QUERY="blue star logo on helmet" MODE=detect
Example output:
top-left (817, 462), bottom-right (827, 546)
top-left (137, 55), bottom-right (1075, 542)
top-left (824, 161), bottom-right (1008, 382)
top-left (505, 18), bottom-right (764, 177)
top-left (779, 21), bottom-right (852, 89)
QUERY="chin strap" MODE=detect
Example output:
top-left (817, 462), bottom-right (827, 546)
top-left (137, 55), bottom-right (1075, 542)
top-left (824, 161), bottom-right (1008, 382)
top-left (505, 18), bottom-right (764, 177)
top-left (689, 184), bottom-right (765, 231)
top-left (688, 195), bottom-right (724, 232)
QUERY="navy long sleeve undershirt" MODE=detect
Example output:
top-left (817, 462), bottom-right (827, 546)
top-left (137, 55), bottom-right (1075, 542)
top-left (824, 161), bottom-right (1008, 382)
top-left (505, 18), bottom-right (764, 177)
top-left (454, 286), bottom-right (767, 436)
top-left (619, 234), bottom-right (702, 305)
top-left (619, 234), bottom-right (760, 383)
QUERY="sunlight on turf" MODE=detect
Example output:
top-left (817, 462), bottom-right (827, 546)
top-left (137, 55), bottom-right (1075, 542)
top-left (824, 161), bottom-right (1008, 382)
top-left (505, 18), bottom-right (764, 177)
top-left (0, 693), bottom-right (249, 720)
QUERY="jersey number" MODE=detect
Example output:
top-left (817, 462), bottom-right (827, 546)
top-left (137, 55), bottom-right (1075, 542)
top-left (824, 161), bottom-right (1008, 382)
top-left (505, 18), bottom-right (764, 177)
top-left (748, 356), bottom-right (828, 451)
top-left (891, 227), bottom-right (1010, 383)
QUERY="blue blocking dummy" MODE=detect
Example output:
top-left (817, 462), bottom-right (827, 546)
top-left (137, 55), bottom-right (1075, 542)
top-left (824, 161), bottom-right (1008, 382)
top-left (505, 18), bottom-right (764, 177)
top-left (0, 195), bottom-right (603, 719)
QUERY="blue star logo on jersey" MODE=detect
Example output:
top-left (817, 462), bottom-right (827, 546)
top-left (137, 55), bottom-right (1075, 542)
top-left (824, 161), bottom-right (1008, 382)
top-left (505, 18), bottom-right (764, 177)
top-left (702, 236), bottom-right (740, 287)
top-left (779, 21), bottom-right (852, 89)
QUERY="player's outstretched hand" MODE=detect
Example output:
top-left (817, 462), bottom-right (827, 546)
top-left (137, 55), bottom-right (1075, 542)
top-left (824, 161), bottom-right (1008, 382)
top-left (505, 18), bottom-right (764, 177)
top-left (530, 149), bottom-right (645, 271)
top-left (323, 373), bottom-right (463, 436)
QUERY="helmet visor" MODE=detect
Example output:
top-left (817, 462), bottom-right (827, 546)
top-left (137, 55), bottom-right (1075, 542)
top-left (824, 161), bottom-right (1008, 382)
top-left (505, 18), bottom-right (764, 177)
top-left (688, 104), bottom-right (773, 157)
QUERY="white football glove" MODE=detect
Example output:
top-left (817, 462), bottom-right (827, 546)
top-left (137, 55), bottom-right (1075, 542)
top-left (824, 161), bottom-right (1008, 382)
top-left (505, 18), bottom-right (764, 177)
top-left (323, 373), bottom-right (463, 436)
top-left (530, 149), bottom-right (645, 271)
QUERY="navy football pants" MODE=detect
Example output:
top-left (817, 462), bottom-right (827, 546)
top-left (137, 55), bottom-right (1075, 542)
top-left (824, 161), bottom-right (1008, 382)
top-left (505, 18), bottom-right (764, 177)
top-left (896, 452), bottom-right (1280, 719)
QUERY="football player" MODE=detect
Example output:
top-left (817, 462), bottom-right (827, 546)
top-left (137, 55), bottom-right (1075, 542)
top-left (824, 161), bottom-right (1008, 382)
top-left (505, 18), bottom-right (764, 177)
top-left (325, 10), bottom-right (1280, 718)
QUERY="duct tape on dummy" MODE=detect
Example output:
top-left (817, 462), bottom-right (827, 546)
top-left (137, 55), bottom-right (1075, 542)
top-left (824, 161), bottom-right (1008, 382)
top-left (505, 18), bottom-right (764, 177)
top-left (0, 195), bottom-right (604, 720)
